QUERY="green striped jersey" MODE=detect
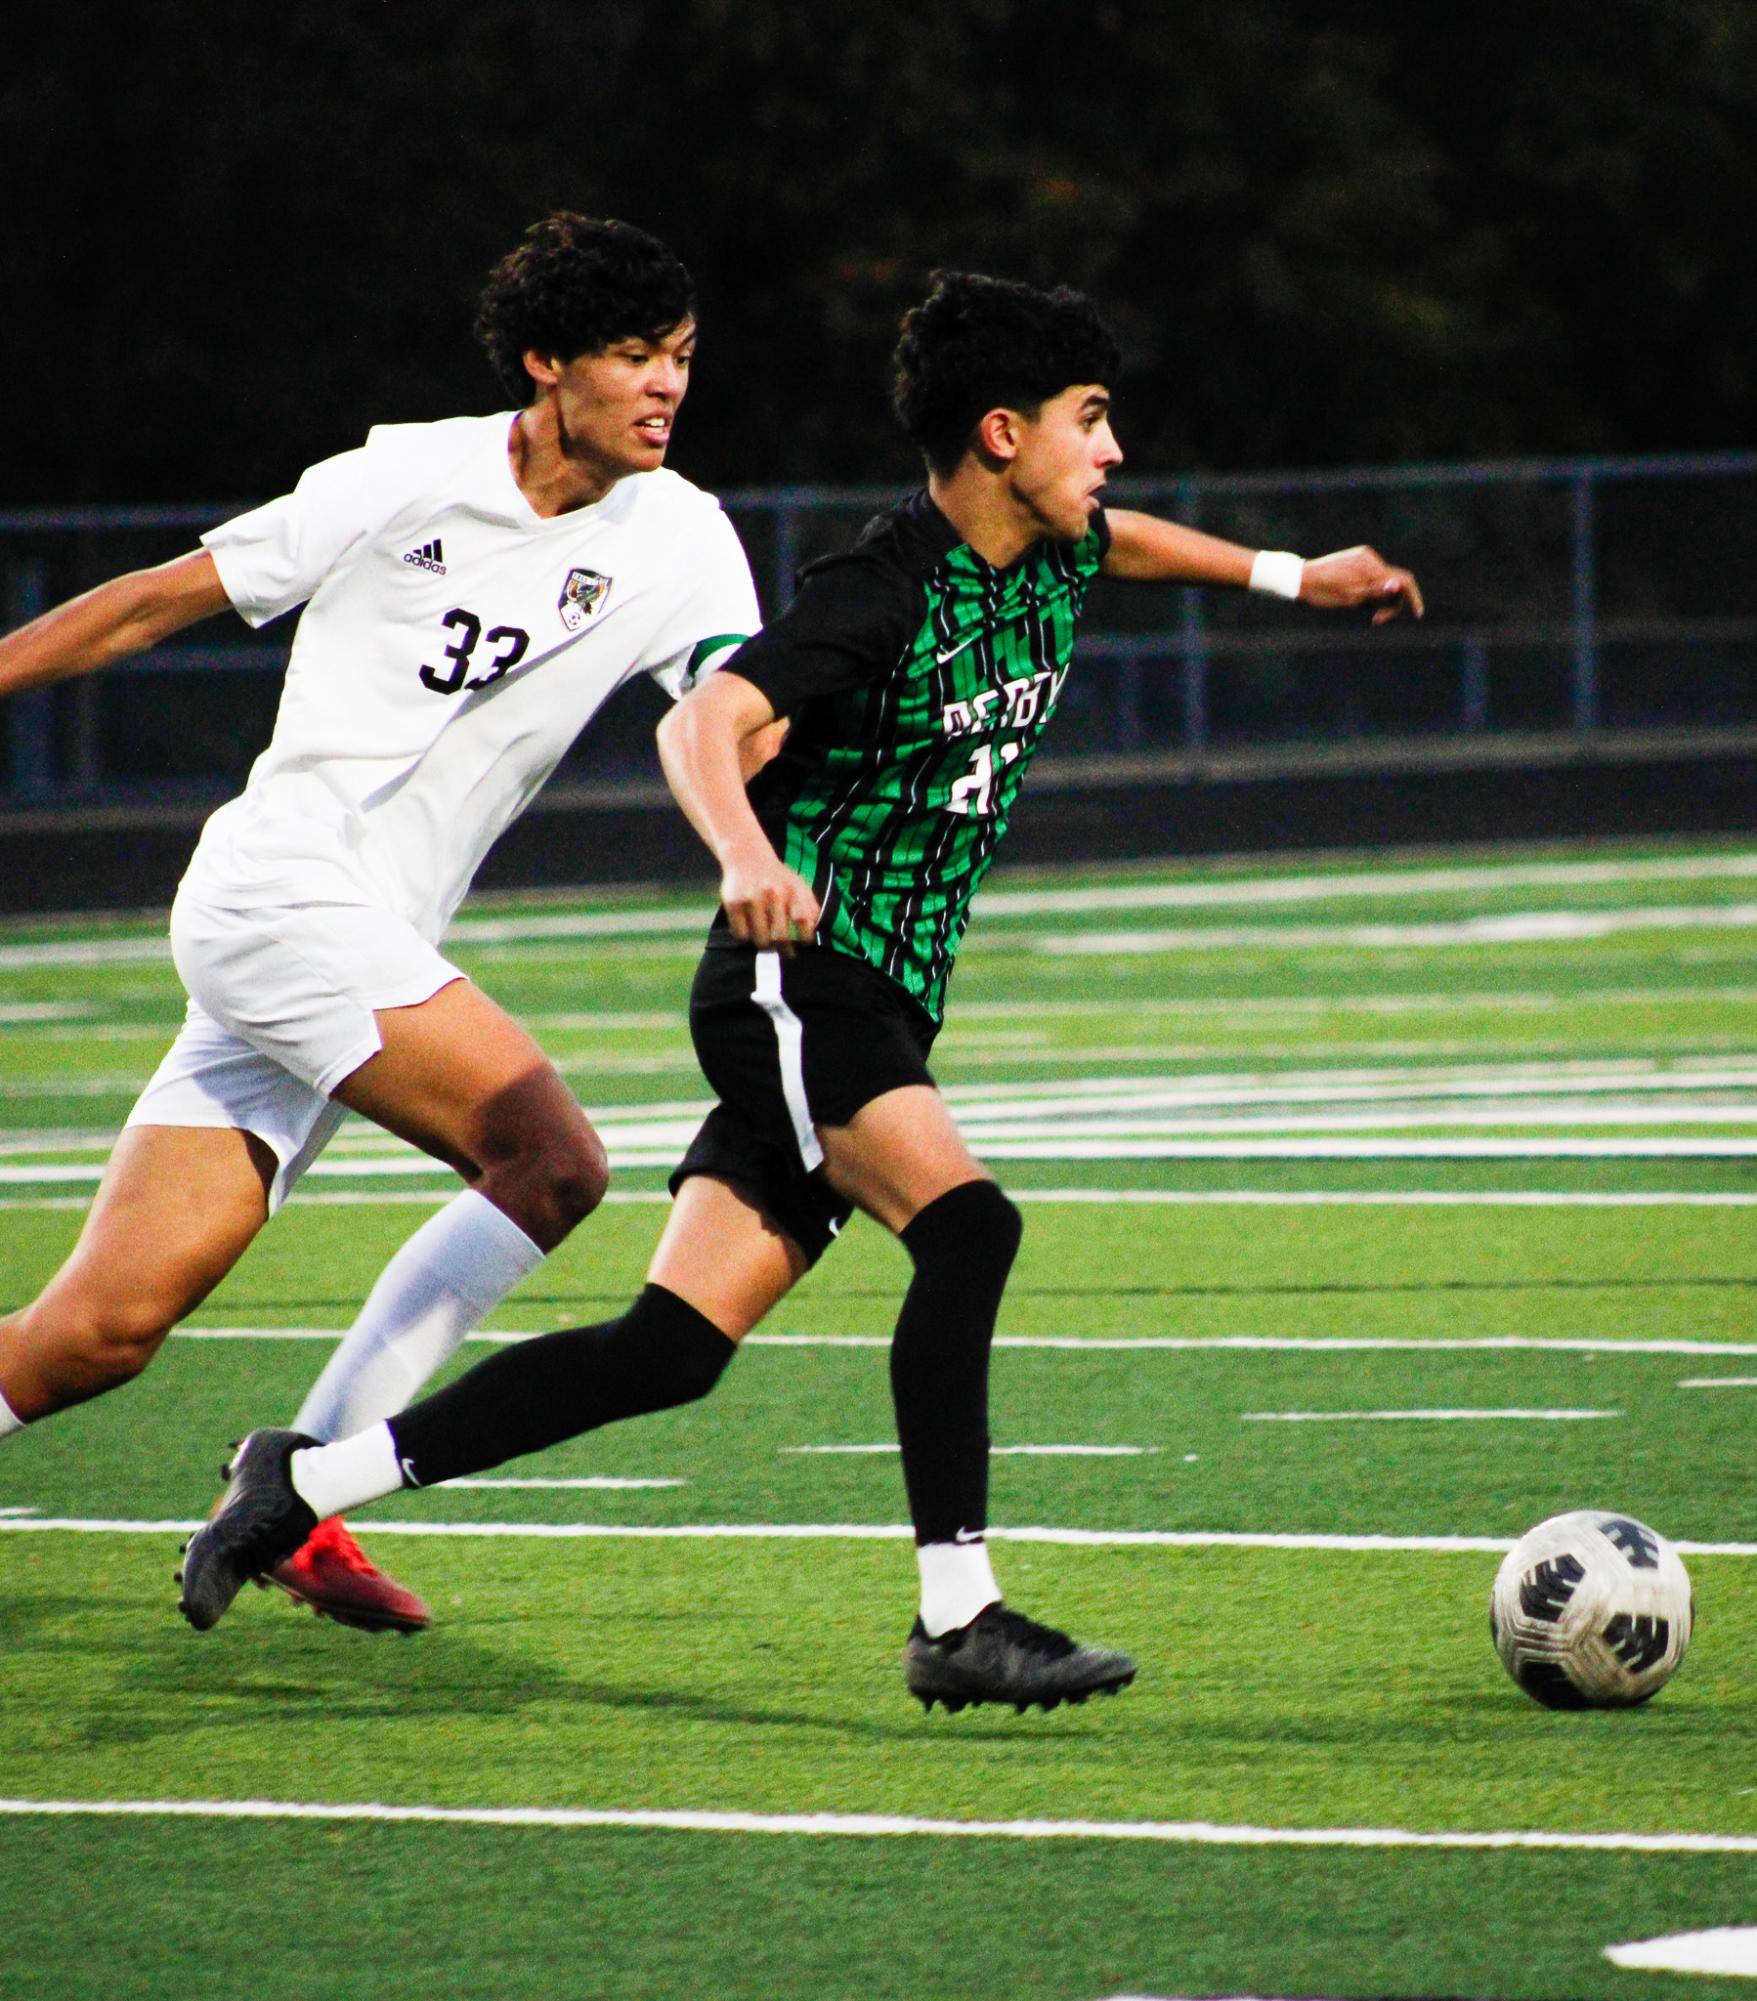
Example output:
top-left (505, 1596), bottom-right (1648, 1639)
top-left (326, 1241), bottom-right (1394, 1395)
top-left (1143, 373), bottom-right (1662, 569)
top-left (727, 490), bottom-right (1108, 1020)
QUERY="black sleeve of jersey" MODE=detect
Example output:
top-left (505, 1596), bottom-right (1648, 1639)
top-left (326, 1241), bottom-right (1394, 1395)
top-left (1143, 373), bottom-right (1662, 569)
top-left (719, 547), bottom-right (921, 719)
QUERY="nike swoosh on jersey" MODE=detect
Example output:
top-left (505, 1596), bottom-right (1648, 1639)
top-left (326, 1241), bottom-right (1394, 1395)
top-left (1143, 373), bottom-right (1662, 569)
top-left (937, 612), bottom-right (1034, 665)
top-left (935, 632), bottom-right (984, 664)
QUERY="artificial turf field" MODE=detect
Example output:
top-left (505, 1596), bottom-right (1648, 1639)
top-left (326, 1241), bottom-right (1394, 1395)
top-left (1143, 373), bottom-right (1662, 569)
top-left (1, 836), bottom-right (1755, 2001)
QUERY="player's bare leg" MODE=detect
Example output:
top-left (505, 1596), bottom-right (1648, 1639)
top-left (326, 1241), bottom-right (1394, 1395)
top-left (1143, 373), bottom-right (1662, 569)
top-left (645, 1175), bottom-right (808, 1339)
top-left (816, 1081), bottom-right (992, 1230)
top-left (334, 978), bottom-right (608, 1251)
top-left (821, 1083), bottom-right (1136, 1712)
top-left (0, 1124), bottom-right (274, 1424)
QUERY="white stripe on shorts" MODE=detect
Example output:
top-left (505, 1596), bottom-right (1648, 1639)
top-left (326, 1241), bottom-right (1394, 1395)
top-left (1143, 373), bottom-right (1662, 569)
top-left (751, 953), bottom-right (824, 1172)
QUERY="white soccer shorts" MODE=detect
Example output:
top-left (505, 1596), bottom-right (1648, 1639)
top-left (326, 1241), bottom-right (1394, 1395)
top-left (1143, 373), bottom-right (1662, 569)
top-left (124, 893), bottom-right (463, 1211)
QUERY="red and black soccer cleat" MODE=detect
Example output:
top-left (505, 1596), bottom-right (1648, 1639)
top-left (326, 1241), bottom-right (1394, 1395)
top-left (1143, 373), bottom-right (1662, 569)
top-left (265, 1516), bottom-right (430, 1634)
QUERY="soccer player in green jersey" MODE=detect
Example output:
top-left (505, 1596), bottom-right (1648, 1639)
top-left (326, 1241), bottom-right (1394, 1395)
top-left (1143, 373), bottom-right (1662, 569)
top-left (182, 273), bottom-right (1423, 1710)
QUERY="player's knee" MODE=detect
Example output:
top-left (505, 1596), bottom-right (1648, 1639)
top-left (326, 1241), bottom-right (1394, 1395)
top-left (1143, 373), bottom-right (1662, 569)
top-left (547, 1126), bottom-right (610, 1228)
top-left (499, 1127), bottom-right (608, 1244)
top-left (980, 1184), bottom-right (1024, 1265)
top-left (92, 1303), bottom-right (178, 1382)
top-left (903, 1179), bottom-right (1022, 1284)
top-left (39, 1297), bottom-right (173, 1390)
top-left (647, 1334), bottom-right (729, 1407)
top-left (621, 1283), bottom-right (736, 1408)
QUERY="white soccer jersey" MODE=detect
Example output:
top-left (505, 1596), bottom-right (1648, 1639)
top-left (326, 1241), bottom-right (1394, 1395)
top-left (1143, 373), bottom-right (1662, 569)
top-left (187, 412), bottom-right (757, 939)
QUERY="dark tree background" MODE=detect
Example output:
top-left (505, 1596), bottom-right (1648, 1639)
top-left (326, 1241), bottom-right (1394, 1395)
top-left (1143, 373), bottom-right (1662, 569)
top-left (4, 0), bottom-right (1753, 507)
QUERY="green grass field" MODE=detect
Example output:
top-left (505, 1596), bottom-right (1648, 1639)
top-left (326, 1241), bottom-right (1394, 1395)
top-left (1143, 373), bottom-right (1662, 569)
top-left (3, 837), bottom-right (1756, 2000)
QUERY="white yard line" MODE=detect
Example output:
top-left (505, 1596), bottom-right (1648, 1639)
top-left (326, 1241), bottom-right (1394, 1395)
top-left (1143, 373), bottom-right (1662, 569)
top-left (2, 1795), bottom-right (1756, 1853)
top-left (970, 1139), bottom-right (1757, 1157)
top-left (1, 1518), bottom-right (1751, 1555)
top-left (521, 1011), bottom-right (681, 1031)
top-left (780, 1445), bottom-right (1154, 1457)
top-left (446, 910), bottom-right (711, 942)
top-left (21, 1059), bottom-right (1757, 1148)
top-left (952, 1064), bottom-right (1757, 1102)
top-left (11, 1134), bottom-right (1757, 1183)
top-left (1037, 904), bottom-right (1757, 955)
top-left (8, 1187), bottom-right (1757, 1213)
top-left (464, 941), bottom-right (705, 967)
top-left (0, 1160), bottom-right (461, 1185)
top-left (14, 1046), bottom-right (1756, 1115)
top-left (549, 1054), bottom-right (702, 1076)
top-left (976, 853), bottom-right (1757, 914)
top-left (10, 1055), bottom-right (1751, 1125)
top-left (1240, 1409), bottom-right (1619, 1423)
top-left (1606, 1928), bottom-right (1757, 1976)
top-left (951, 985), bottom-right (1757, 1017)
top-left (951, 1042), bottom-right (1601, 1065)
top-left (165, 1331), bottom-right (1757, 1356)
top-left (0, 938), bottom-right (169, 970)
top-left (438, 1477), bottom-right (685, 1490)
top-left (20, 986), bottom-right (1749, 1035)
top-left (957, 1108), bottom-right (1757, 1135)
top-left (1009, 1190), bottom-right (1757, 1206)
top-left (0, 1076), bottom-right (152, 1099)
top-left (1678, 1378), bottom-right (1757, 1389)
top-left (942, 1064), bottom-right (1757, 1111)
top-left (757, 1336), bottom-right (1757, 1355)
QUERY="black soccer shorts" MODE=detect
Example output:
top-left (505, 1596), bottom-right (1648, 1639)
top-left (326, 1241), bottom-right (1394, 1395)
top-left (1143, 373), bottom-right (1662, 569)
top-left (668, 936), bottom-right (941, 1263)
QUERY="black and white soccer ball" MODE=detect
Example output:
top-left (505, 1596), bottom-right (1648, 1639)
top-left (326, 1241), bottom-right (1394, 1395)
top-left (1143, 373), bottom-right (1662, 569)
top-left (1490, 1510), bottom-right (1693, 1709)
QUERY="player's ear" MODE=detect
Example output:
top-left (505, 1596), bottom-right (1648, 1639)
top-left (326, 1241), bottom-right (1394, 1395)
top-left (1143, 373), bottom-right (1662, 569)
top-left (522, 349), bottom-right (562, 392)
top-left (973, 406), bottom-right (1023, 464)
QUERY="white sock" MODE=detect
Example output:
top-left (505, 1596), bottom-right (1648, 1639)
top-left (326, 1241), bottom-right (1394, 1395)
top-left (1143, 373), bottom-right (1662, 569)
top-left (917, 1539), bottom-right (1002, 1637)
top-left (0, 1388), bottom-right (25, 1440)
top-left (288, 1423), bottom-right (406, 1520)
top-left (292, 1188), bottom-right (544, 1442)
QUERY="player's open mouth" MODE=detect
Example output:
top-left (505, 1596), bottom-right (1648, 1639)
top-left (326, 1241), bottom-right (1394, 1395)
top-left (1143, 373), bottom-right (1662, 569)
top-left (637, 417), bottom-right (671, 445)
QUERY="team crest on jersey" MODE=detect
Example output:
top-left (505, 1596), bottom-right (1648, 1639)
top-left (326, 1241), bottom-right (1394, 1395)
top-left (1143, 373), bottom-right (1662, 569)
top-left (558, 567), bottom-right (612, 631)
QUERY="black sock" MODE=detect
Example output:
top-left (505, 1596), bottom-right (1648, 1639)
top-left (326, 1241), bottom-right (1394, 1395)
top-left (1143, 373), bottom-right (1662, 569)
top-left (388, 1283), bottom-right (734, 1487)
top-left (889, 1180), bottom-right (1022, 1547)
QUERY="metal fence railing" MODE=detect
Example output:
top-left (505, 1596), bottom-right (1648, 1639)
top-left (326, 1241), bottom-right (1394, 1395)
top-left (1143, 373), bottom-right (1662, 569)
top-left (5, 452), bottom-right (1756, 808)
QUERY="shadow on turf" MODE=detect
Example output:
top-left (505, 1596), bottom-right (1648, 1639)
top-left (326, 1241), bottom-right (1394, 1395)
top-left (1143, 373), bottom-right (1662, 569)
top-left (11, 1588), bottom-right (1075, 1747)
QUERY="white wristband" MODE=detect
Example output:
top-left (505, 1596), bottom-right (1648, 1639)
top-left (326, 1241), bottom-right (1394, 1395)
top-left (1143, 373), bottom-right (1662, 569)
top-left (1249, 549), bottom-right (1305, 601)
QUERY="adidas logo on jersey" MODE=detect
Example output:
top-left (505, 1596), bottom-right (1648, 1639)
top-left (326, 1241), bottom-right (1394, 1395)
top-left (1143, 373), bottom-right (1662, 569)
top-left (402, 539), bottom-right (447, 574)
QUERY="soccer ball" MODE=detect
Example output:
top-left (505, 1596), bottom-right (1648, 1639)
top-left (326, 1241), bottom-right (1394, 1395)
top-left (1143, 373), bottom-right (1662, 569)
top-left (1490, 1510), bottom-right (1693, 1709)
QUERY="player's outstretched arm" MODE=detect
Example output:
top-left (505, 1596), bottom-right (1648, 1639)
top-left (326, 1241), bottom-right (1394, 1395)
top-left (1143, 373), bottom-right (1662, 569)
top-left (0, 550), bottom-right (233, 701)
top-left (656, 670), bottom-right (821, 952)
top-left (1101, 510), bottom-right (1422, 624)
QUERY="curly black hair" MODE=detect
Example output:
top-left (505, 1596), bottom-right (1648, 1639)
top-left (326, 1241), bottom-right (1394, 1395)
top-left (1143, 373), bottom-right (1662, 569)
top-left (891, 271), bottom-right (1122, 476)
top-left (475, 213), bottom-right (696, 404)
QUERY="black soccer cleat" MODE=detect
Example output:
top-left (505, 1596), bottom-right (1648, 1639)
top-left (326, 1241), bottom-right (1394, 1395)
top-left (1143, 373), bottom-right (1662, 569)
top-left (177, 1428), bottom-right (319, 1632)
top-left (903, 1602), bottom-right (1137, 1714)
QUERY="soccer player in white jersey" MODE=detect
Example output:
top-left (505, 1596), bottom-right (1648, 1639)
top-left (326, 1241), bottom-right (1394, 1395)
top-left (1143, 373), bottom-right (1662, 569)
top-left (0, 213), bottom-right (758, 1630)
